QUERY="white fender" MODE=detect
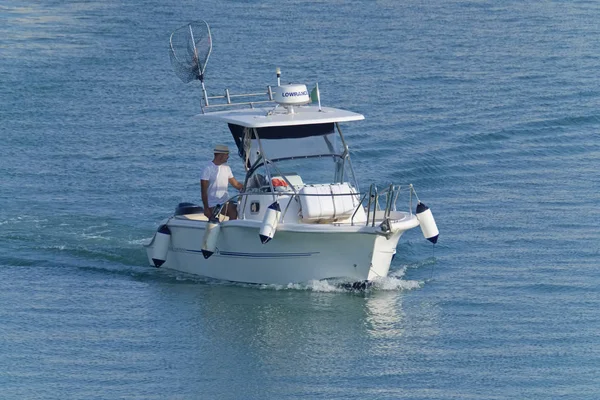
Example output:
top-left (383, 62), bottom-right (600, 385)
top-left (202, 220), bottom-right (221, 259)
top-left (259, 202), bottom-right (281, 244)
top-left (152, 224), bottom-right (171, 267)
top-left (416, 202), bottom-right (439, 244)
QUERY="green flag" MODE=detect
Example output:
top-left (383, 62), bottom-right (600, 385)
top-left (310, 84), bottom-right (320, 103)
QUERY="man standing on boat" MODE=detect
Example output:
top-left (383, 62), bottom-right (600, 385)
top-left (201, 144), bottom-right (244, 221)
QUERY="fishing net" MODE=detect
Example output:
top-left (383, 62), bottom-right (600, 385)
top-left (169, 20), bottom-right (212, 83)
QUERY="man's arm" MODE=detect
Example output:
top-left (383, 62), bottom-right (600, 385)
top-left (200, 179), bottom-right (212, 219)
top-left (229, 177), bottom-right (244, 191)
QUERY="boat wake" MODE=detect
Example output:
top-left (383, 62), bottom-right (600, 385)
top-left (162, 265), bottom-right (424, 293)
top-left (261, 272), bottom-right (423, 293)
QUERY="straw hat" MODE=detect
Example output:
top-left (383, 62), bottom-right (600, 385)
top-left (213, 144), bottom-right (230, 154)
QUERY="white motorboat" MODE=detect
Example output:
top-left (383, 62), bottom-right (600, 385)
top-left (145, 21), bottom-right (439, 285)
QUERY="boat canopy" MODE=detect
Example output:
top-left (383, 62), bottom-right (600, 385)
top-left (197, 105), bottom-right (364, 128)
top-left (198, 104), bottom-right (364, 166)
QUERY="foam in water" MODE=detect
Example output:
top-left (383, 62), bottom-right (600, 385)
top-left (155, 269), bottom-right (424, 293)
top-left (128, 237), bottom-right (153, 246)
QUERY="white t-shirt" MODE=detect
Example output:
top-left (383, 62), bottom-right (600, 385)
top-left (200, 162), bottom-right (234, 207)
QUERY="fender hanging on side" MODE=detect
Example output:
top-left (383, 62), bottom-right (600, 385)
top-left (152, 224), bottom-right (171, 267)
top-left (416, 202), bottom-right (439, 244)
top-left (259, 202), bottom-right (281, 244)
top-left (202, 219), bottom-right (221, 259)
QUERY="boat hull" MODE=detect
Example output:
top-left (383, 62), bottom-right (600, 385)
top-left (145, 214), bottom-right (419, 284)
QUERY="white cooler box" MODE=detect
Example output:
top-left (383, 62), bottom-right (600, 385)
top-left (299, 183), bottom-right (359, 222)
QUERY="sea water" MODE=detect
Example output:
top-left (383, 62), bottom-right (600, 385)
top-left (1, 1), bottom-right (599, 399)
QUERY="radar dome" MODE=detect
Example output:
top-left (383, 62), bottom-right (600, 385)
top-left (273, 84), bottom-right (310, 106)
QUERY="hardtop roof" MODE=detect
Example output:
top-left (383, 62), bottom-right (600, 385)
top-left (196, 104), bottom-right (364, 128)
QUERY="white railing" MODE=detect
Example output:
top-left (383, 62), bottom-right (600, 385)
top-left (208, 183), bottom-right (418, 228)
top-left (201, 87), bottom-right (275, 113)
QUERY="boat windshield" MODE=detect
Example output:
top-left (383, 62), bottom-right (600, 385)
top-left (244, 156), bottom-right (347, 190)
top-left (229, 123), bottom-right (343, 166)
top-left (249, 134), bottom-right (341, 163)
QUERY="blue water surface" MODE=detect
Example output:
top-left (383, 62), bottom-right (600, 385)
top-left (1, 1), bottom-right (599, 399)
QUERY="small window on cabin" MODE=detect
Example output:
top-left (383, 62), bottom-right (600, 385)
top-left (250, 202), bottom-right (260, 214)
